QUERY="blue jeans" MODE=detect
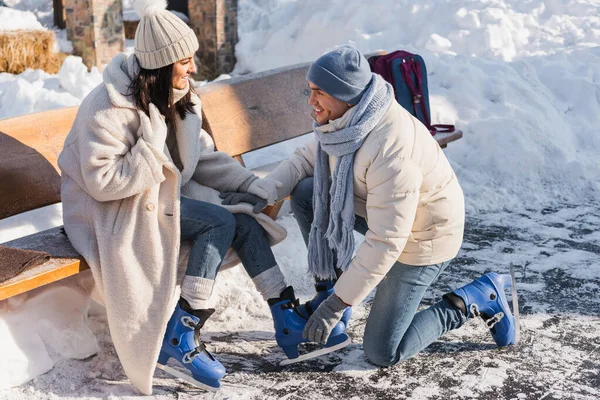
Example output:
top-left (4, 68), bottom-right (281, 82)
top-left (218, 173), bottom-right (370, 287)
top-left (180, 196), bottom-right (236, 279)
top-left (230, 213), bottom-right (278, 279)
top-left (180, 197), bottom-right (277, 280)
top-left (290, 177), bottom-right (467, 366)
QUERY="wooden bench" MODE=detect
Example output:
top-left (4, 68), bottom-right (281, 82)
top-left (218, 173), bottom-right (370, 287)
top-left (0, 60), bottom-right (463, 302)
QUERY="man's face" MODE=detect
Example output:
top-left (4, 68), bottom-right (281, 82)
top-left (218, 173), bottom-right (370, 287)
top-left (307, 81), bottom-right (350, 125)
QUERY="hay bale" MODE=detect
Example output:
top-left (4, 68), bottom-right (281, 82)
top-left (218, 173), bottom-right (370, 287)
top-left (0, 30), bottom-right (64, 74)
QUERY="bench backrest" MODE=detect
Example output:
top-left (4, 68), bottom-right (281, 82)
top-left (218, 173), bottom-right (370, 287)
top-left (0, 62), bottom-right (314, 219)
top-left (0, 107), bottom-right (78, 219)
top-left (198, 63), bottom-right (312, 160)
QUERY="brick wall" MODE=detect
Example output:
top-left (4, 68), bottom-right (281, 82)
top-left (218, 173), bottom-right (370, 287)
top-left (65, 0), bottom-right (124, 71)
top-left (189, 0), bottom-right (237, 78)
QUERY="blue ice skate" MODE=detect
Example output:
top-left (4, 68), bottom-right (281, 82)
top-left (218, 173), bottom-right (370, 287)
top-left (156, 299), bottom-right (226, 391)
top-left (449, 267), bottom-right (520, 346)
top-left (269, 286), bottom-right (351, 366)
top-left (296, 281), bottom-right (352, 329)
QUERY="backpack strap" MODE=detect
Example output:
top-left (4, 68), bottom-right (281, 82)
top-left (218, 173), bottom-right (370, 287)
top-left (409, 59), bottom-right (432, 129)
top-left (402, 58), bottom-right (456, 135)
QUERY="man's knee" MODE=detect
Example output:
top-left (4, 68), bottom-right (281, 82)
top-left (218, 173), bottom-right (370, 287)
top-left (363, 332), bottom-right (401, 367)
top-left (363, 345), bottom-right (399, 367)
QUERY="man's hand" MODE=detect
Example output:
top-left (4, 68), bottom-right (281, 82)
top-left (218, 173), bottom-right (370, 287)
top-left (302, 293), bottom-right (348, 344)
top-left (220, 192), bottom-right (267, 214)
top-left (247, 178), bottom-right (282, 205)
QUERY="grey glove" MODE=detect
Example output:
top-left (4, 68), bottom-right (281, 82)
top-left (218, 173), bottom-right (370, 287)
top-left (302, 293), bottom-right (348, 344)
top-left (219, 192), bottom-right (267, 214)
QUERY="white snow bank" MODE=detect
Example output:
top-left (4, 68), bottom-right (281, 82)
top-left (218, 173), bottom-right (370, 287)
top-left (4, 0), bottom-right (54, 28)
top-left (234, 0), bottom-right (600, 72)
top-left (0, 56), bottom-right (102, 119)
top-left (236, 0), bottom-right (600, 212)
top-left (57, 56), bottom-right (103, 100)
top-left (0, 272), bottom-right (98, 389)
top-left (0, 7), bottom-right (44, 31)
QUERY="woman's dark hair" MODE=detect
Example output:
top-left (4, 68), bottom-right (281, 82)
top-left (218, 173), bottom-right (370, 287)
top-left (128, 62), bottom-right (196, 126)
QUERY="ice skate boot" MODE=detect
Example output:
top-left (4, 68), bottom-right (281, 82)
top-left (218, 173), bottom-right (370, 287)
top-left (296, 281), bottom-right (352, 328)
top-left (269, 286), bottom-right (351, 366)
top-left (156, 298), bottom-right (226, 391)
top-left (445, 266), bottom-right (520, 346)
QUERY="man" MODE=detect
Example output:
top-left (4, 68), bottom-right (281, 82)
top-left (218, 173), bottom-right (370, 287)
top-left (264, 46), bottom-right (518, 366)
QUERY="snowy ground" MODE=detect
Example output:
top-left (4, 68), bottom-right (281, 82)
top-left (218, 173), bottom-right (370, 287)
top-left (1, 0), bottom-right (600, 398)
top-left (2, 201), bottom-right (599, 400)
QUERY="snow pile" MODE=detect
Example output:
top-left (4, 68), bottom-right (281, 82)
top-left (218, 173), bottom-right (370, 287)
top-left (234, 0), bottom-right (600, 71)
top-left (57, 56), bottom-right (103, 100)
top-left (0, 273), bottom-right (98, 390)
top-left (0, 69), bottom-right (78, 119)
top-left (0, 7), bottom-right (44, 31)
top-left (3, 0), bottom-right (53, 27)
top-left (0, 56), bottom-right (102, 119)
top-left (236, 0), bottom-right (600, 212)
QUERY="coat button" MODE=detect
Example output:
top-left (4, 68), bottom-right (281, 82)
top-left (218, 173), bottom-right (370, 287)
top-left (146, 203), bottom-right (155, 211)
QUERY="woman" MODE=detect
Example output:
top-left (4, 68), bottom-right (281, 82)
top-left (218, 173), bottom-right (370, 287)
top-left (58, 0), bottom-right (302, 394)
top-left (262, 46), bottom-right (518, 365)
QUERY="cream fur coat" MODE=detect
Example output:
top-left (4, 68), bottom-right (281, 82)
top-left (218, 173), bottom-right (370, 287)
top-left (58, 54), bottom-right (286, 395)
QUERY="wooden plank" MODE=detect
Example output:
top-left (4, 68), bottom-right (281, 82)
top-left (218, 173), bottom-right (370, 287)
top-left (0, 133), bottom-right (62, 219)
top-left (435, 130), bottom-right (463, 148)
top-left (0, 258), bottom-right (88, 301)
top-left (0, 106), bottom-right (78, 172)
top-left (53, 0), bottom-right (66, 29)
top-left (0, 226), bottom-right (89, 300)
top-left (198, 62), bottom-right (314, 158)
top-left (0, 106), bottom-right (77, 218)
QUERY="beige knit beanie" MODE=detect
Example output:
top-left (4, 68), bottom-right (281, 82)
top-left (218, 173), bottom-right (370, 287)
top-left (134, 0), bottom-right (199, 70)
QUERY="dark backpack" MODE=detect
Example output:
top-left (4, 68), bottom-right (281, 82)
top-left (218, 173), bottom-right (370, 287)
top-left (368, 50), bottom-right (454, 136)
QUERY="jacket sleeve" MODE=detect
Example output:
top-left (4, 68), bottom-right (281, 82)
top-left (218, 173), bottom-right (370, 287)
top-left (333, 153), bottom-right (423, 306)
top-left (191, 128), bottom-right (258, 192)
top-left (265, 139), bottom-right (318, 200)
top-left (78, 110), bottom-right (168, 202)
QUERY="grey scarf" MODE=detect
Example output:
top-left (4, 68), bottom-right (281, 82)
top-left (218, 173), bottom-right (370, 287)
top-left (308, 74), bottom-right (394, 279)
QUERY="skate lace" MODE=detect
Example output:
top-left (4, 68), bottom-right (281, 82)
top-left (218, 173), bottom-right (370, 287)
top-left (470, 304), bottom-right (505, 329)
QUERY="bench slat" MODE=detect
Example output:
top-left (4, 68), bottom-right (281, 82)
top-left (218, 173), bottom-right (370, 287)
top-left (199, 63), bottom-right (314, 157)
top-left (0, 227), bottom-right (89, 301)
top-left (0, 107), bottom-right (78, 172)
top-left (435, 130), bottom-right (464, 148)
top-left (0, 258), bottom-right (87, 301)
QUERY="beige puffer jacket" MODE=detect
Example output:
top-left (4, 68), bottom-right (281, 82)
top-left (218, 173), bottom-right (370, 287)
top-left (267, 101), bottom-right (464, 305)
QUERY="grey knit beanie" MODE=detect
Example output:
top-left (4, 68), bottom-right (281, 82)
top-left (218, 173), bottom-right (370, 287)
top-left (134, 0), bottom-right (199, 70)
top-left (307, 46), bottom-right (373, 105)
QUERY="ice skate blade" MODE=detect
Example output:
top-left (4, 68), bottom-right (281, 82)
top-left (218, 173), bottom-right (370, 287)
top-left (156, 363), bottom-right (219, 392)
top-left (509, 263), bottom-right (520, 344)
top-left (279, 337), bottom-right (351, 366)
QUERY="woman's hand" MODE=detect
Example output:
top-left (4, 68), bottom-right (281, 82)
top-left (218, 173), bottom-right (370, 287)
top-left (220, 192), bottom-right (267, 214)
